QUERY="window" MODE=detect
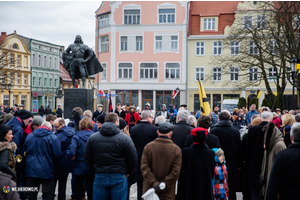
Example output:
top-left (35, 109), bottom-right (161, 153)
top-left (17, 55), bottom-right (21, 66)
top-left (296, 15), bottom-right (300, 28)
top-left (230, 41), bottom-right (240, 55)
top-left (49, 57), bottom-right (52, 68)
top-left (136, 36), bottom-right (143, 51)
top-left (121, 36), bottom-right (127, 51)
top-left (17, 75), bottom-right (20, 85)
top-left (253, 1), bottom-right (257, 5)
top-left (204, 18), bottom-right (215, 30)
top-left (249, 40), bottom-right (258, 55)
top-left (10, 74), bottom-right (13, 83)
top-left (100, 35), bottom-right (109, 52)
top-left (24, 75), bottom-right (27, 85)
top-left (49, 79), bottom-right (52, 87)
top-left (98, 15), bottom-right (110, 27)
top-left (196, 42), bottom-right (205, 55)
top-left (101, 63), bottom-right (107, 79)
top-left (195, 67), bottom-right (204, 81)
top-left (124, 10), bottom-right (140, 24)
top-left (44, 56), bottom-right (47, 67)
top-left (212, 67), bottom-right (222, 81)
top-left (269, 40), bottom-right (277, 55)
top-left (140, 63), bottom-right (158, 79)
top-left (10, 54), bottom-right (14, 65)
top-left (44, 78), bottom-right (47, 87)
top-left (32, 54), bottom-right (35, 67)
top-left (249, 67), bottom-right (258, 81)
top-left (38, 55), bottom-right (41, 66)
top-left (39, 78), bottom-right (41, 86)
top-left (155, 36), bottom-right (162, 50)
top-left (213, 41), bottom-right (222, 55)
top-left (118, 63), bottom-right (132, 79)
top-left (54, 57), bottom-right (57, 69)
top-left (257, 15), bottom-right (267, 29)
top-left (165, 63), bottom-right (180, 79)
top-left (230, 67), bottom-right (239, 81)
top-left (268, 67), bottom-right (277, 80)
top-left (13, 43), bottom-right (18, 49)
top-left (54, 79), bottom-right (57, 87)
top-left (243, 16), bottom-right (253, 29)
top-left (171, 36), bottom-right (178, 50)
top-left (158, 9), bottom-right (175, 23)
top-left (33, 77), bottom-right (36, 86)
top-left (24, 56), bottom-right (28, 67)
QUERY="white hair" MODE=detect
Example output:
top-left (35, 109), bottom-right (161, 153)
top-left (155, 116), bottom-right (166, 124)
top-left (221, 110), bottom-right (230, 116)
top-left (42, 121), bottom-right (52, 131)
top-left (291, 122), bottom-right (300, 142)
top-left (187, 115), bottom-right (197, 126)
top-left (177, 110), bottom-right (189, 122)
top-left (261, 111), bottom-right (273, 121)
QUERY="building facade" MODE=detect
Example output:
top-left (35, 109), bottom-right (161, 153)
top-left (0, 31), bottom-right (31, 109)
top-left (95, 1), bottom-right (188, 112)
top-left (188, 1), bottom-right (293, 112)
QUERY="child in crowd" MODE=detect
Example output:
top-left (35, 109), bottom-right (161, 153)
top-left (212, 148), bottom-right (229, 200)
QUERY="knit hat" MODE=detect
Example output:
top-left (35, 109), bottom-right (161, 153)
top-left (15, 110), bottom-right (33, 119)
top-left (191, 127), bottom-right (208, 143)
top-left (212, 148), bottom-right (225, 163)
top-left (31, 116), bottom-right (44, 125)
top-left (96, 113), bottom-right (106, 124)
top-left (119, 118), bottom-right (127, 130)
top-left (4, 113), bottom-right (13, 122)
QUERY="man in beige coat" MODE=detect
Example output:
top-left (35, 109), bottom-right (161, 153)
top-left (141, 122), bottom-right (182, 200)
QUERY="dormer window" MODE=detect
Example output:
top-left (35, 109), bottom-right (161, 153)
top-left (13, 43), bottom-right (18, 49)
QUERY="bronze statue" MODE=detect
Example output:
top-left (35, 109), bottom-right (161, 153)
top-left (63, 35), bottom-right (103, 88)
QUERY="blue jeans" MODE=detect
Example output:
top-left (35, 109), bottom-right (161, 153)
top-left (93, 174), bottom-right (127, 200)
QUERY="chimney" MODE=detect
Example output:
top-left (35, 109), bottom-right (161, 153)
top-left (0, 32), bottom-right (7, 45)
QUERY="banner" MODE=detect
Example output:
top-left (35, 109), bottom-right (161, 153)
top-left (32, 100), bottom-right (38, 113)
top-left (198, 79), bottom-right (211, 116)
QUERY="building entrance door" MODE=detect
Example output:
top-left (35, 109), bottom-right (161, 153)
top-left (142, 90), bottom-right (153, 111)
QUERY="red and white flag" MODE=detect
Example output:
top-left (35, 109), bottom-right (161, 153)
top-left (172, 90), bottom-right (180, 99)
top-left (99, 90), bottom-right (105, 98)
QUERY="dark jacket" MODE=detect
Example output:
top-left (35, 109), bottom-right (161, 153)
top-left (66, 129), bottom-right (94, 175)
top-left (92, 110), bottom-right (103, 121)
top-left (266, 142), bottom-right (300, 200)
top-left (184, 131), bottom-right (220, 149)
top-left (210, 120), bottom-right (242, 174)
top-left (45, 106), bottom-right (51, 114)
top-left (115, 109), bottom-right (126, 119)
top-left (178, 144), bottom-right (215, 200)
top-left (130, 121), bottom-right (158, 180)
top-left (0, 171), bottom-right (20, 200)
top-left (246, 121), bottom-right (268, 186)
top-left (54, 126), bottom-right (75, 174)
top-left (84, 122), bottom-right (137, 175)
top-left (6, 117), bottom-right (25, 156)
top-left (233, 116), bottom-right (246, 130)
top-left (171, 121), bottom-right (194, 149)
top-left (38, 106), bottom-right (45, 115)
top-left (24, 126), bottom-right (61, 179)
top-left (0, 142), bottom-right (17, 180)
top-left (283, 125), bottom-right (292, 147)
top-left (55, 108), bottom-right (63, 117)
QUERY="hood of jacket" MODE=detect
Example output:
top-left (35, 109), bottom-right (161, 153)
top-left (100, 122), bottom-right (121, 136)
top-left (33, 126), bottom-right (52, 137)
top-left (76, 130), bottom-right (94, 142)
top-left (0, 141), bottom-right (17, 152)
top-left (6, 116), bottom-right (24, 128)
top-left (216, 120), bottom-right (232, 127)
top-left (57, 125), bottom-right (74, 138)
top-left (265, 122), bottom-right (283, 152)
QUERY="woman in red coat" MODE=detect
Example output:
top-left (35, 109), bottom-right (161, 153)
top-left (125, 106), bottom-right (140, 131)
top-left (272, 112), bottom-right (281, 128)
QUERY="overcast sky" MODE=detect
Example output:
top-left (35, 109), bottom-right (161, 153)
top-left (0, 1), bottom-right (102, 49)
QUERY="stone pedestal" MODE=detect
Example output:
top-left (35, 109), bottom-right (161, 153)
top-left (64, 88), bottom-right (94, 119)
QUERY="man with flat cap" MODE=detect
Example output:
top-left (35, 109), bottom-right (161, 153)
top-left (141, 122), bottom-right (182, 200)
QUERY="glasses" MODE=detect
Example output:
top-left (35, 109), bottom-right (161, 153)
top-left (53, 124), bottom-right (61, 128)
top-left (28, 118), bottom-right (32, 123)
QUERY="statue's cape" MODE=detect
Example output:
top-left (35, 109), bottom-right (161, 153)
top-left (63, 50), bottom-right (103, 79)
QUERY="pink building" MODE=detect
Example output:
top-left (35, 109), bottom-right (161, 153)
top-left (95, 1), bottom-right (188, 112)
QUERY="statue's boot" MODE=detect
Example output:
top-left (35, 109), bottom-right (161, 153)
top-left (72, 77), bottom-right (76, 88)
top-left (82, 77), bottom-right (86, 88)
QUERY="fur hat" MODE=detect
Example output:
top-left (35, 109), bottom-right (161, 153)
top-left (191, 127), bottom-right (208, 143)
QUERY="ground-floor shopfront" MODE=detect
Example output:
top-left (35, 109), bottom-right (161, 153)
top-left (31, 91), bottom-right (56, 114)
top-left (0, 89), bottom-right (31, 109)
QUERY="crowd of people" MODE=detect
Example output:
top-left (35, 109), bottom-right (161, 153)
top-left (0, 101), bottom-right (300, 200)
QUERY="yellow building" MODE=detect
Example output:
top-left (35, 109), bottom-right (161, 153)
top-left (0, 31), bottom-right (31, 109)
top-left (188, 1), bottom-right (294, 113)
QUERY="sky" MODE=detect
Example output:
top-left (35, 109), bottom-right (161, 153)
top-left (0, 1), bottom-right (102, 49)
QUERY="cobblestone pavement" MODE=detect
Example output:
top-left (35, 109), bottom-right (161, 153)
top-left (37, 174), bottom-right (242, 200)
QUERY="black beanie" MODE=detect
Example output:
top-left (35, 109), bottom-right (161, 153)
top-left (119, 118), bottom-right (127, 130)
top-left (96, 113), bottom-right (106, 124)
top-left (16, 110), bottom-right (33, 119)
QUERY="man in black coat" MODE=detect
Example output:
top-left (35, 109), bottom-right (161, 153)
top-left (210, 111), bottom-right (242, 200)
top-left (55, 105), bottom-right (63, 118)
top-left (246, 111), bottom-right (272, 200)
top-left (92, 104), bottom-right (104, 121)
top-left (130, 110), bottom-right (157, 200)
top-left (266, 122), bottom-right (300, 200)
top-left (38, 105), bottom-right (45, 118)
top-left (45, 105), bottom-right (52, 116)
top-left (171, 110), bottom-right (194, 149)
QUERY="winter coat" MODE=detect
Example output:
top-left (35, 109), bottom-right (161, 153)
top-left (246, 121), bottom-right (268, 186)
top-left (38, 106), bottom-right (45, 115)
top-left (0, 142), bottom-right (17, 180)
top-left (130, 121), bottom-right (158, 180)
top-left (282, 125), bottom-right (292, 147)
top-left (84, 122), bottom-right (137, 175)
top-left (0, 171), bottom-right (20, 200)
top-left (260, 122), bottom-right (286, 200)
top-left (66, 129), bottom-right (94, 175)
top-left (233, 117), bottom-right (245, 130)
top-left (54, 126), bottom-right (75, 174)
top-left (125, 112), bottom-right (140, 126)
top-left (92, 110), bottom-right (103, 121)
top-left (213, 162), bottom-right (229, 200)
top-left (171, 121), bottom-right (194, 149)
top-left (45, 106), bottom-right (51, 114)
top-left (55, 108), bottom-right (63, 117)
top-left (178, 144), bottom-right (214, 200)
top-left (184, 131), bottom-right (220, 149)
top-left (24, 126), bottom-right (61, 179)
top-left (210, 120), bottom-right (242, 174)
top-left (6, 117), bottom-right (25, 156)
top-left (141, 137), bottom-right (182, 200)
top-left (246, 110), bottom-right (259, 125)
top-left (272, 117), bottom-right (281, 128)
top-left (266, 142), bottom-right (300, 200)
top-left (115, 109), bottom-right (126, 119)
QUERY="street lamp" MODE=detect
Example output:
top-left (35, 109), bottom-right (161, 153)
top-left (7, 83), bottom-right (12, 108)
top-left (289, 57), bottom-right (298, 97)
